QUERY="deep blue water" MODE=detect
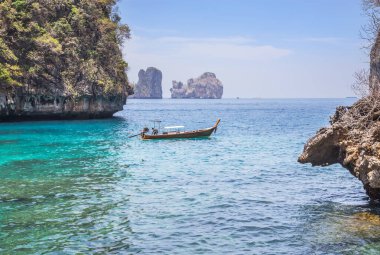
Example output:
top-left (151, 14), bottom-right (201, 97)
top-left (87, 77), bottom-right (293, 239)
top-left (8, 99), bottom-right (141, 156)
top-left (2, 98), bottom-right (380, 254)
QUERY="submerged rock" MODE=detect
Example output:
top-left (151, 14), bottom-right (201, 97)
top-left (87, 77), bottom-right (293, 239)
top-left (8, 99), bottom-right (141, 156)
top-left (132, 67), bottom-right (163, 99)
top-left (170, 72), bottom-right (223, 99)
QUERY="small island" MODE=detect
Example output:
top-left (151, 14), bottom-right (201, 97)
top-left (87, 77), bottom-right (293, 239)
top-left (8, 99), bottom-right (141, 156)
top-left (170, 72), bottom-right (223, 99)
top-left (0, 1), bottom-right (132, 121)
top-left (131, 67), bottom-right (163, 99)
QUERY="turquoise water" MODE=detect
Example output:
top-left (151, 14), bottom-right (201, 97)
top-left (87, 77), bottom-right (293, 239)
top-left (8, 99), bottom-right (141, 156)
top-left (2, 98), bottom-right (380, 254)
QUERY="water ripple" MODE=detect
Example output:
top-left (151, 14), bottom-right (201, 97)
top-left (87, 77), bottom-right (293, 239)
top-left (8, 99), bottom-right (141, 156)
top-left (0, 98), bottom-right (375, 254)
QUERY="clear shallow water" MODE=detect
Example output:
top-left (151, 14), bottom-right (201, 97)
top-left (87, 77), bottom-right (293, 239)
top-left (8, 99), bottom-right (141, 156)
top-left (2, 98), bottom-right (380, 254)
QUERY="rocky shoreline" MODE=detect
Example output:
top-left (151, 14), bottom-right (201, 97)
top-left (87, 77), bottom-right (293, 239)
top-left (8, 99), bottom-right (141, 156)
top-left (0, 89), bottom-right (126, 121)
top-left (298, 98), bottom-right (380, 200)
top-left (299, 25), bottom-right (380, 199)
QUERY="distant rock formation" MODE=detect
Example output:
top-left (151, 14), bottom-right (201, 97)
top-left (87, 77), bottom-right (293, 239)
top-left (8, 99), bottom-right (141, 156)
top-left (132, 67), bottom-right (162, 99)
top-left (170, 72), bottom-right (223, 99)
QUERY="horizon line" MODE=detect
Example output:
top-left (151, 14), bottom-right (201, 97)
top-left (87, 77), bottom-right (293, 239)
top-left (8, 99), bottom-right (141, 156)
top-left (128, 97), bottom-right (359, 100)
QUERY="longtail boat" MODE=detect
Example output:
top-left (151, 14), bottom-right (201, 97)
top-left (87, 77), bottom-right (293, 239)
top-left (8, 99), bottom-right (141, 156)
top-left (139, 119), bottom-right (220, 140)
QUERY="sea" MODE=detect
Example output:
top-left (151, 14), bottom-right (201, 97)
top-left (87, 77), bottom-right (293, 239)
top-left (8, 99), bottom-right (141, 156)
top-left (1, 98), bottom-right (380, 254)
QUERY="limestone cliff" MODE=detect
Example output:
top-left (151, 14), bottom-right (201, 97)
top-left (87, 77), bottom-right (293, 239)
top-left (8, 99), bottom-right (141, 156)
top-left (0, 0), bottom-right (133, 121)
top-left (132, 67), bottom-right (162, 99)
top-left (170, 72), bottom-right (223, 99)
top-left (0, 88), bottom-right (127, 120)
top-left (298, 100), bottom-right (380, 199)
top-left (299, 29), bottom-right (380, 199)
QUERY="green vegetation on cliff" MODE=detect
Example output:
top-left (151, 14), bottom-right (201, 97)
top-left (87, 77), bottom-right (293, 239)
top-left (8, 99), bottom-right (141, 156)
top-left (0, 0), bottom-right (132, 97)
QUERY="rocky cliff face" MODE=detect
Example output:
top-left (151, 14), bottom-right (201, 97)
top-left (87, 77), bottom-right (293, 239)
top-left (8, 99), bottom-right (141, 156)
top-left (132, 67), bottom-right (162, 99)
top-left (298, 100), bottom-right (380, 199)
top-left (0, 88), bottom-right (126, 121)
top-left (170, 72), bottom-right (223, 99)
top-left (299, 29), bottom-right (380, 200)
top-left (0, 0), bottom-right (132, 121)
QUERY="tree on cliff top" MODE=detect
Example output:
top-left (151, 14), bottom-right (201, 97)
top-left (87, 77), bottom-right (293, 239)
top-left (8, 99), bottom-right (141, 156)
top-left (335, 0), bottom-right (380, 136)
top-left (0, 0), bottom-right (133, 97)
top-left (352, 0), bottom-right (380, 96)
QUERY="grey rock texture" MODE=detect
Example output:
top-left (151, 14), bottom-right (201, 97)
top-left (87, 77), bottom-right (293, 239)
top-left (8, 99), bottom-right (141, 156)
top-left (0, 87), bottom-right (127, 121)
top-left (298, 30), bottom-right (380, 200)
top-left (170, 72), bottom-right (223, 99)
top-left (298, 109), bottom-right (380, 200)
top-left (132, 67), bottom-right (162, 99)
top-left (370, 28), bottom-right (380, 95)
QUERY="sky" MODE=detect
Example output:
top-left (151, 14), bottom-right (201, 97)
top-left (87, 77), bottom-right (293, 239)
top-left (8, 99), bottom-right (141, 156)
top-left (118, 0), bottom-right (369, 98)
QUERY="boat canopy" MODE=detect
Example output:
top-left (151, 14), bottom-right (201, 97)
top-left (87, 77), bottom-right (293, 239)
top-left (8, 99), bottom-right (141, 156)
top-left (164, 125), bottom-right (185, 129)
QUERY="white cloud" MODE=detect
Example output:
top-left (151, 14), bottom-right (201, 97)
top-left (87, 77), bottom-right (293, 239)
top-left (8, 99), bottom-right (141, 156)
top-left (304, 37), bottom-right (343, 43)
top-left (156, 36), bottom-right (256, 44)
top-left (126, 35), bottom-right (291, 61)
top-left (284, 37), bottom-right (345, 44)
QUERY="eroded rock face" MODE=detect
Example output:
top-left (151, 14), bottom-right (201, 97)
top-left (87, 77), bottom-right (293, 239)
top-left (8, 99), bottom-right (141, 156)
top-left (0, 88), bottom-right (126, 121)
top-left (132, 67), bottom-right (162, 99)
top-left (298, 127), bottom-right (342, 167)
top-left (298, 27), bottom-right (380, 200)
top-left (298, 100), bottom-right (380, 200)
top-left (170, 72), bottom-right (223, 99)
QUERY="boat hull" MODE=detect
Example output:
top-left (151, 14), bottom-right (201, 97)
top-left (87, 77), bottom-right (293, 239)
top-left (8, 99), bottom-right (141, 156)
top-left (141, 119), bottom-right (220, 140)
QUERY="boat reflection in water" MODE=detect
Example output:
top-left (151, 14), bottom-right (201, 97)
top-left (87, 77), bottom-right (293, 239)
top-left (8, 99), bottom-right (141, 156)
top-left (140, 119), bottom-right (220, 140)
